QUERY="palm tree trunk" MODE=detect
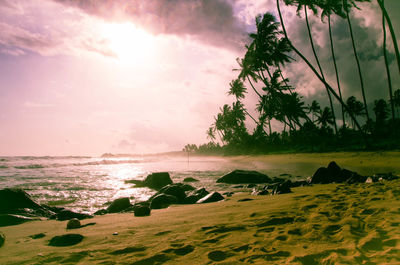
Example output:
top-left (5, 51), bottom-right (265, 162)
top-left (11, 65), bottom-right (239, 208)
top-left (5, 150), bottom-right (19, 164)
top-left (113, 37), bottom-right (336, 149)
top-left (344, 1), bottom-right (370, 121)
top-left (377, 0), bottom-right (400, 75)
top-left (328, 14), bottom-right (346, 127)
top-left (247, 76), bottom-right (262, 98)
top-left (381, 0), bottom-right (395, 121)
top-left (276, 0), bottom-right (364, 135)
top-left (304, 6), bottom-right (338, 135)
top-left (278, 65), bottom-right (294, 95)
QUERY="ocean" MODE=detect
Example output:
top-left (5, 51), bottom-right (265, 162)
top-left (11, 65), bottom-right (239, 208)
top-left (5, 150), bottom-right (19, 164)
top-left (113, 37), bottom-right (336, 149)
top-left (0, 154), bottom-right (277, 214)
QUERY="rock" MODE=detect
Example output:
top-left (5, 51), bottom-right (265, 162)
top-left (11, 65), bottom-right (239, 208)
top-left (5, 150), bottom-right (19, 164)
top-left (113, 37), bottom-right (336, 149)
top-left (272, 180), bottom-right (292, 195)
top-left (251, 185), bottom-right (269, 195)
top-left (0, 232), bottom-right (5, 247)
top-left (66, 218), bottom-right (81, 229)
top-left (154, 184), bottom-right (194, 203)
top-left (184, 188), bottom-right (209, 204)
top-left (143, 172), bottom-right (173, 190)
top-left (365, 177), bottom-right (373, 183)
top-left (197, 192), bottom-right (224, 203)
top-left (150, 194), bottom-right (178, 209)
top-left (374, 173), bottom-right (399, 181)
top-left (107, 197), bottom-right (131, 213)
top-left (133, 204), bottom-right (151, 217)
top-left (291, 180), bottom-right (310, 188)
top-left (94, 209), bottom-right (108, 215)
top-left (311, 161), bottom-right (364, 184)
top-left (55, 209), bottom-right (93, 221)
top-left (0, 214), bottom-right (35, 227)
top-left (0, 188), bottom-right (42, 213)
top-left (183, 177), bottom-right (199, 182)
top-left (48, 234), bottom-right (84, 247)
top-left (217, 170), bottom-right (272, 184)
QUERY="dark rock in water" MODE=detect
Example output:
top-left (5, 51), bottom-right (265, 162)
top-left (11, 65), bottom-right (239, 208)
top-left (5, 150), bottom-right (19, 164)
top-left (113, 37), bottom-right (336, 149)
top-left (311, 161), bottom-right (364, 184)
top-left (55, 209), bottom-right (93, 221)
top-left (272, 180), bottom-right (292, 195)
top-left (133, 204), bottom-right (151, 217)
top-left (0, 232), bottom-right (5, 247)
top-left (184, 188), bottom-right (209, 204)
top-left (144, 172), bottom-right (173, 190)
top-left (151, 183), bottom-right (195, 204)
top-left (183, 177), bottom-right (199, 182)
top-left (217, 170), bottom-right (272, 184)
top-left (251, 185), bottom-right (269, 196)
top-left (197, 192), bottom-right (224, 203)
top-left (150, 194), bottom-right (178, 209)
top-left (94, 209), bottom-right (108, 215)
top-left (0, 188), bottom-right (42, 213)
top-left (107, 197), bottom-right (131, 213)
top-left (0, 214), bottom-right (35, 227)
top-left (48, 234), bottom-right (84, 247)
top-left (67, 218), bottom-right (81, 229)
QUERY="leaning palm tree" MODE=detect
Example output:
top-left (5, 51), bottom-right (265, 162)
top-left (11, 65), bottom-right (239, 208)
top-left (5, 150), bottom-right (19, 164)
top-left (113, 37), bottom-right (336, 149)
top-left (284, 0), bottom-right (338, 134)
top-left (345, 96), bottom-right (365, 128)
top-left (276, 0), bottom-right (364, 135)
top-left (380, 0), bottom-right (395, 121)
top-left (377, 0), bottom-right (400, 75)
top-left (320, 0), bottom-right (347, 127)
top-left (317, 107), bottom-right (335, 128)
top-left (341, 0), bottom-right (371, 122)
top-left (206, 127), bottom-right (216, 144)
top-left (308, 100), bottom-right (321, 122)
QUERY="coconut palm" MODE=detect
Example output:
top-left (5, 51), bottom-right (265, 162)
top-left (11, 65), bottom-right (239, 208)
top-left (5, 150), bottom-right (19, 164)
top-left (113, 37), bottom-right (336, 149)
top-left (308, 100), bottom-right (321, 122)
top-left (394, 89), bottom-right (400, 118)
top-left (377, 0), bottom-right (400, 75)
top-left (284, 0), bottom-right (338, 134)
top-left (276, 0), bottom-right (364, 135)
top-left (206, 127), bottom-right (216, 143)
top-left (340, 0), bottom-right (371, 122)
top-left (317, 107), bottom-right (335, 128)
top-left (373, 99), bottom-right (389, 124)
top-left (345, 96), bottom-right (365, 128)
top-left (319, 0), bottom-right (347, 127)
top-left (380, 0), bottom-right (395, 121)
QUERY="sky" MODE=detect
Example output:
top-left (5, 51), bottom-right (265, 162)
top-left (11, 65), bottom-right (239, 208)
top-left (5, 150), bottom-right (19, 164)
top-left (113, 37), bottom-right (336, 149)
top-left (0, 0), bottom-right (399, 156)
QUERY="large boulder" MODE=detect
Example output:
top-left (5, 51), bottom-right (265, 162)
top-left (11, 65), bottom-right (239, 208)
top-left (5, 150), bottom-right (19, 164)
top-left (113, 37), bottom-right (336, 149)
top-left (0, 214), bottom-right (36, 227)
top-left (133, 203), bottom-right (151, 217)
top-left (150, 194), bottom-right (178, 209)
top-left (143, 172), bottom-right (173, 190)
top-left (310, 161), bottom-right (364, 184)
top-left (151, 183), bottom-right (195, 204)
top-left (54, 209), bottom-right (93, 221)
top-left (106, 197), bottom-right (131, 213)
top-left (0, 188), bottom-right (42, 214)
top-left (217, 170), bottom-right (272, 184)
top-left (184, 188), bottom-right (209, 204)
top-left (272, 180), bottom-right (292, 195)
top-left (197, 192), bottom-right (224, 203)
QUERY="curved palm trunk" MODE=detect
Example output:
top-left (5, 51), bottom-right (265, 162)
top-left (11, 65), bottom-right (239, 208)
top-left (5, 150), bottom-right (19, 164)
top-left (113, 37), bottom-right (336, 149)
top-left (344, 1), bottom-right (370, 122)
top-left (276, 0), bottom-right (364, 136)
top-left (304, 6), bottom-right (338, 135)
top-left (381, 0), bottom-right (395, 121)
top-left (377, 0), bottom-right (400, 75)
top-left (328, 14), bottom-right (346, 127)
top-left (247, 76), bottom-right (262, 98)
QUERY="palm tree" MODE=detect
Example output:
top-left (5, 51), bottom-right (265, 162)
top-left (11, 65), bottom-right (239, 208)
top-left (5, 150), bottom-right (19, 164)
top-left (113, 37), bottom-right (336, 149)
top-left (308, 100), bottom-right (321, 122)
top-left (320, 0), bottom-right (347, 127)
top-left (377, 0), bottom-right (400, 75)
top-left (206, 127), bottom-right (216, 143)
top-left (284, 0), bottom-right (338, 134)
top-left (317, 107), bottom-right (335, 128)
top-left (341, 0), bottom-right (371, 121)
top-left (276, 0), bottom-right (365, 135)
top-left (345, 96), bottom-right (365, 128)
top-left (394, 89), bottom-right (400, 118)
top-left (380, 0), bottom-right (395, 121)
top-left (373, 99), bottom-right (389, 124)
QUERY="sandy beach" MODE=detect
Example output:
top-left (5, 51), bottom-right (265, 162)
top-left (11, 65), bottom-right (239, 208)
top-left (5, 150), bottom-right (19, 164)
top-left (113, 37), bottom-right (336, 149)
top-left (1, 152), bottom-right (400, 264)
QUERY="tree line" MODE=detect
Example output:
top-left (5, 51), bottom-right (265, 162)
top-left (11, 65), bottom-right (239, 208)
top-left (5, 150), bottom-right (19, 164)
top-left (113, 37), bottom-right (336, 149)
top-left (184, 0), bottom-right (399, 155)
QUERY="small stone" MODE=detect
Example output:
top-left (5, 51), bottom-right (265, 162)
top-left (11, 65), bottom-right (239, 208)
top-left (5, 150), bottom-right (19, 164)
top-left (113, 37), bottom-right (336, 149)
top-left (113, 232), bottom-right (118, 236)
top-left (66, 218), bottom-right (81, 229)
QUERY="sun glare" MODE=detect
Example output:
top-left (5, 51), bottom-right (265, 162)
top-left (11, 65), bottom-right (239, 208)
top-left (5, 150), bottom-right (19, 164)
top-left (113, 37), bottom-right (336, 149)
top-left (102, 22), bottom-right (154, 64)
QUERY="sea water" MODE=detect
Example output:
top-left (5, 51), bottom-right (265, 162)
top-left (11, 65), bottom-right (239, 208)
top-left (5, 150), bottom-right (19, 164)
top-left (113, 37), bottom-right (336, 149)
top-left (0, 155), bottom-right (258, 214)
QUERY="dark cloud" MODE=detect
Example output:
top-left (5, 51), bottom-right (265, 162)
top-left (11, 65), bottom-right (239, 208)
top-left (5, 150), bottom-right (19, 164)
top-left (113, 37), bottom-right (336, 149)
top-left (52, 0), bottom-right (249, 50)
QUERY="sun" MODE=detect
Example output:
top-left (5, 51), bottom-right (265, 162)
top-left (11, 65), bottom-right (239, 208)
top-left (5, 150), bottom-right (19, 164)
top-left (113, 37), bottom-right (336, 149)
top-left (102, 22), bottom-right (154, 64)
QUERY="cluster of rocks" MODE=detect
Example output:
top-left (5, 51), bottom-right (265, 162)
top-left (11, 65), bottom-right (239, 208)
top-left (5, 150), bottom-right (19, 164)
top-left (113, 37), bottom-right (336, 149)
top-left (0, 188), bottom-right (93, 228)
top-left (94, 172), bottom-right (225, 217)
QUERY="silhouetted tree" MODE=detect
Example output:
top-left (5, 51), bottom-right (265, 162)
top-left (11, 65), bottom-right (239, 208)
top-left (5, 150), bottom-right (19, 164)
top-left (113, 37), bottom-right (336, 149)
top-left (345, 96), bottom-right (365, 128)
top-left (308, 100), bottom-right (321, 122)
top-left (317, 107), bottom-right (335, 128)
top-left (373, 99), bottom-right (389, 124)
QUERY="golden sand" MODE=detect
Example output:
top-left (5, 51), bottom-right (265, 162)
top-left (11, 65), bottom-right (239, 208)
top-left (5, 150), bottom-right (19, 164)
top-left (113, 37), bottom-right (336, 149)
top-left (1, 152), bottom-right (400, 264)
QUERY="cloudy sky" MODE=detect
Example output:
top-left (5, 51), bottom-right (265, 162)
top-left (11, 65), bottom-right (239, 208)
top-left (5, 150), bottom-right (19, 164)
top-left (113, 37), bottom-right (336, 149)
top-left (0, 0), bottom-right (398, 156)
